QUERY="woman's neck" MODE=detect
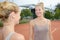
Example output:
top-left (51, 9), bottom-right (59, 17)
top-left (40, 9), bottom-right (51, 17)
top-left (2, 22), bottom-right (15, 38)
top-left (37, 16), bottom-right (45, 20)
top-left (3, 24), bottom-right (15, 32)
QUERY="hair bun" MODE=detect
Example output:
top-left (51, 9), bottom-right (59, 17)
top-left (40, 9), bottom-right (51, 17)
top-left (0, 1), bottom-right (19, 21)
top-left (36, 2), bottom-right (44, 10)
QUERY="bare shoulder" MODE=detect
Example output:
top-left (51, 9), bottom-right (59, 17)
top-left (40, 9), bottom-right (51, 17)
top-left (46, 19), bottom-right (51, 27)
top-left (30, 19), bottom-right (35, 26)
top-left (46, 19), bottom-right (51, 23)
top-left (12, 32), bottom-right (25, 40)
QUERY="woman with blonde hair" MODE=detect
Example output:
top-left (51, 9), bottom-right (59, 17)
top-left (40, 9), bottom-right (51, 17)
top-left (30, 2), bottom-right (53, 40)
top-left (0, 1), bottom-right (25, 40)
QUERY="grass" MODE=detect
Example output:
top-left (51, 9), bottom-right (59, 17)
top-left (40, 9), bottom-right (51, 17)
top-left (19, 19), bottom-right (30, 24)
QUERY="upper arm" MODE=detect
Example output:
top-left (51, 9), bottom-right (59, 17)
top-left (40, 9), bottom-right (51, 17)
top-left (30, 20), bottom-right (34, 31)
top-left (30, 20), bottom-right (34, 27)
top-left (30, 20), bottom-right (35, 31)
top-left (48, 20), bottom-right (53, 40)
top-left (49, 20), bottom-right (51, 32)
top-left (29, 20), bottom-right (34, 40)
top-left (48, 20), bottom-right (51, 34)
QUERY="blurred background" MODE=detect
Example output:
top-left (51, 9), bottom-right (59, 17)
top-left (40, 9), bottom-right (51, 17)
top-left (0, 0), bottom-right (60, 24)
top-left (0, 0), bottom-right (60, 40)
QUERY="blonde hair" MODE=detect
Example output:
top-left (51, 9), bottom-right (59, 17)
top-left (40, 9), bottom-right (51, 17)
top-left (0, 1), bottom-right (19, 21)
top-left (35, 2), bottom-right (44, 10)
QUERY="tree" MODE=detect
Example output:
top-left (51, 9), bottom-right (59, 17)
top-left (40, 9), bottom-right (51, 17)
top-left (31, 9), bottom-right (37, 19)
top-left (56, 3), bottom-right (60, 9)
top-left (54, 8), bottom-right (60, 19)
top-left (54, 3), bottom-right (60, 19)
top-left (44, 10), bottom-right (54, 20)
top-left (20, 9), bottom-right (33, 19)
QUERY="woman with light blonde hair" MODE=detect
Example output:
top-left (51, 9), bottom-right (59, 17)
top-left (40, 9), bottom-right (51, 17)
top-left (30, 2), bottom-right (53, 40)
top-left (0, 1), bottom-right (25, 40)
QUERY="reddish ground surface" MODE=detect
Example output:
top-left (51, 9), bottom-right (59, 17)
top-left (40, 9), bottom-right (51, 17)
top-left (51, 20), bottom-right (60, 40)
top-left (15, 20), bottom-right (60, 40)
top-left (0, 20), bottom-right (60, 40)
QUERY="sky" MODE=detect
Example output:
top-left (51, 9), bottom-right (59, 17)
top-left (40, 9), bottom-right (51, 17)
top-left (0, 0), bottom-right (60, 9)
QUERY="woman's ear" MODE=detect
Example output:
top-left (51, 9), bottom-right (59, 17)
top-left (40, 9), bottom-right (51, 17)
top-left (9, 12), bottom-right (16, 19)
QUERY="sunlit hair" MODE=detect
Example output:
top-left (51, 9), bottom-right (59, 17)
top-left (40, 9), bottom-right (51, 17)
top-left (35, 2), bottom-right (44, 10)
top-left (0, 1), bottom-right (20, 21)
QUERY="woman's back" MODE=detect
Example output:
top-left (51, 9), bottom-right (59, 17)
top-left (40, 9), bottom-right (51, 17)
top-left (0, 31), bottom-right (25, 40)
top-left (9, 32), bottom-right (25, 40)
top-left (5, 32), bottom-right (14, 40)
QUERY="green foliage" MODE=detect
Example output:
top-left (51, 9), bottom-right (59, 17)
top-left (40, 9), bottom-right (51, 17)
top-left (44, 3), bottom-right (60, 20)
top-left (56, 3), bottom-right (60, 9)
top-left (19, 19), bottom-right (30, 24)
top-left (44, 10), bottom-right (54, 20)
top-left (20, 9), bottom-right (33, 19)
top-left (54, 8), bottom-right (60, 19)
top-left (54, 3), bottom-right (60, 19)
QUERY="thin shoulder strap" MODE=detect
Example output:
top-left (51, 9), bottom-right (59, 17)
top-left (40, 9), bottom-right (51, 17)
top-left (5, 32), bottom-right (14, 40)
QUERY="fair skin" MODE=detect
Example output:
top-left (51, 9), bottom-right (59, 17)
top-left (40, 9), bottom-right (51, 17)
top-left (2, 12), bottom-right (25, 40)
top-left (30, 6), bottom-right (53, 40)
